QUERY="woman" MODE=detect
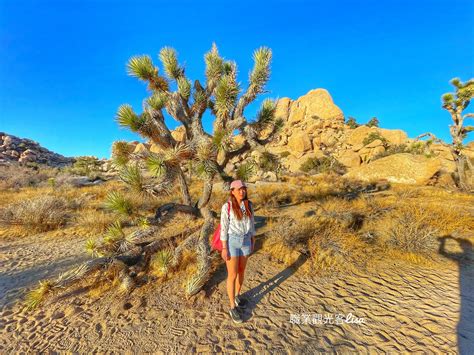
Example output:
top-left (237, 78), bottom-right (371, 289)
top-left (220, 179), bottom-right (256, 323)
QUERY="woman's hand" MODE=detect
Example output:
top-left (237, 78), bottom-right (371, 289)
top-left (221, 248), bottom-right (230, 261)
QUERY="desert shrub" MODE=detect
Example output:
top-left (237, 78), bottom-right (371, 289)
top-left (372, 144), bottom-right (408, 160)
top-left (0, 195), bottom-right (71, 232)
top-left (362, 132), bottom-right (388, 147)
top-left (406, 141), bottom-right (434, 157)
top-left (254, 185), bottom-right (293, 208)
top-left (259, 151), bottom-right (280, 172)
top-left (0, 164), bottom-right (58, 189)
top-left (65, 156), bottom-right (103, 178)
top-left (381, 204), bottom-right (440, 253)
top-left (299, 156), bottom-right (346, 175)
top-left (150, 249), bottom-right (173, 276)
top-left (346, 117), bottom-right (359, 129)
top-left (76, 210), bottom-right (116, 233)
top-left (264, 216), bottom-right (366, 274)
top-left (236, 161), bottom-right (257, 181)
top-left (279, 151), bottom-right (291, 158)
top-left (366, 117), bottom-right (379, 127)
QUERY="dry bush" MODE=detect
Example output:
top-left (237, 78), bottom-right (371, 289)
top-left (307, 221), bottom-right (365, 274)
top-left (264, 216), bottom-right (367, 274)
top-left (0, 164), bottom-right (58, 189)
top-left (383, 206), bottom-right (439, 253)
top-left (0, 195), bottom-right (71, 232)
top-left (76, 210), bottom-right (116, 233)
top-left (253, 185), bottom-right (293, 208)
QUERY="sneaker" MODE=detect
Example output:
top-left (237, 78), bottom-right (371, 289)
top-left (235, 295), bottom-right (248, 308)
top-left (229, 307), bottom-right (243, 323)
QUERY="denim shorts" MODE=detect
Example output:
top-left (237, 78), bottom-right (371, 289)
top-left (227, 234), bottom-right (252, 257)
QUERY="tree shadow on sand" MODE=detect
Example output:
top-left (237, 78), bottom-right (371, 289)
top-left (239, 252), bottom-right (309, 321)
top-left (438, 235), bottom-right (474, 355)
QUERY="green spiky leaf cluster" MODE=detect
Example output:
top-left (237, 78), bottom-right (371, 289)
top-left (104, 191), bottom-right (133, 216)
top-left (249, 47), bottom-right (272, 95)
top-left (205, 43), bottom-right (224, 88)
top-left (236, 161), bottom-right (256, 181)
top-left (159, 47), bottom-right (183, 80)
top-left (119, 163), bottom-right (144, 193)
top-left (25, 280), bottom-right (54, 310)
top-left (177, 77), bottom-right (191, 100)
top-left (127, 55), bottom-right (156, 81)
top-left (252, 99), bottom-right (277, 131)
top-left (102, 221), bottom-right (137, 254)
top-left (85, 237), bottom-right (102, 257)
top-left (146, 154), bottom-right (167, 177)
top-left (151, 249), bottom-right (173, 275)
top-left (215, 74), bottom-right (239, 119)
top-left (147, 92), bottom-right (169, 111)
top-left (442, 78), bottom-right (474, 110)
top-left (212, 129), bottom-right (234, 153)
top-left (112, 140), bottom-right (134, 166)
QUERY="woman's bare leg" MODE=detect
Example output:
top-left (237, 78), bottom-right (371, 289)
top-left (235, 255), bottom-right (248, 296)
top-left (226, 256), bottom-right (239, 309)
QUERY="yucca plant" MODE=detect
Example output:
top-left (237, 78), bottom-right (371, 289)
top-left (104, 191), bottom-right (133, 216)
top-left (151, 249), bottom-right (173, 276)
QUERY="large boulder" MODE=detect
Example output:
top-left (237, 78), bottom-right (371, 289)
top-left (336, 150), bottom-right (361, 168)
top-left (171, 126), bottom-right (187, 142)
top-left (344, 153), bottom-right (441, 185)
top-left (288, 132), bottom-right (312, 155)
top-left (287, 89), bottom-right (344, 126)
top-left (275, 97), bottom-right (292, 121)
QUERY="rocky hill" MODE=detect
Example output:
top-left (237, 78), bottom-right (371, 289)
top-left (0, 133), bottom-right (74, 167)
top-left (124, 88), bottom-right (473, 186)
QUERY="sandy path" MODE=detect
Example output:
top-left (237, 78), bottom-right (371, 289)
top-left (1, 232), bottom-right (473, 353)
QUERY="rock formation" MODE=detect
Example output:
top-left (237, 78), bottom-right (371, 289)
top-left (0, 133), bottom-right (73, 167)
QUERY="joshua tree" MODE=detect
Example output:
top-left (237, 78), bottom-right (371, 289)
top-left (417, 78), bottom-right (474, 191)
top-left (25, 44), bottom-right (283, 308)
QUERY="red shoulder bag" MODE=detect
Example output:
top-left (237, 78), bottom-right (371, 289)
top-left (211, 201), bottom-right (231, 252)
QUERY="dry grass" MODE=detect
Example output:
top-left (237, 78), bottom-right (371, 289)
top-left (0, 195), bottom-right (72, 233)
top-left (0, 164), bottom-right (59, 190)
top-left (263, 215), bottom-right (368, 275)
top-left (76, 210), bottom-right (116, 234)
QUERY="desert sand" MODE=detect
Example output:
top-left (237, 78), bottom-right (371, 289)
top-left (1, 220), bottom-right (473, 353)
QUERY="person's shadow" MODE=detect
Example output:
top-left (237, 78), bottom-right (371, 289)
top-left (438, 236), bottom-right (474, 354)
top-left (239, 252), bottom-right (309, 321)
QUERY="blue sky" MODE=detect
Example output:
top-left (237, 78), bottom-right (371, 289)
top-left (1, 0), bottom-right (473, 158)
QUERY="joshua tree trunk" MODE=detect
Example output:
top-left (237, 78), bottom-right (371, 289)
top-left (177, 169), bottom-right (192, 206)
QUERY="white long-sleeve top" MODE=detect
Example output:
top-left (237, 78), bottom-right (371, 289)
top-left (220, 200), bottom-right (256, 241)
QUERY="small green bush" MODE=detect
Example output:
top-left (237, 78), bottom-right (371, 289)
top-left (299, 156), bottom-right (346, 175)
top-left (366, 117), bottom-right (379, 127)
top-left (372, 144), bottom-right (408, 160)
top-left (346, 117), bottom-right (359, 129)
top-left (362, 132), bottom-right (388, 147)
top-left (259, 151), bottom-right (280, 172)
top-left (279, 151), bottom-right (291, 158)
